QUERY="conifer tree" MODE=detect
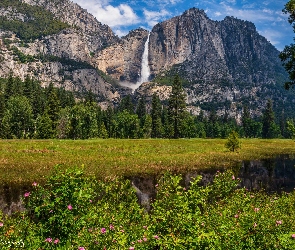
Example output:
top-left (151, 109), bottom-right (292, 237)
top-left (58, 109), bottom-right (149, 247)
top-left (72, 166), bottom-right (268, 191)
top-left (242, 105), bottom-right (252, 138)
top-left (225, 130), bottom-right (241, 152)
top-left (151, 93), bottom-right (163, 138)
top-left (168, 74), bottom-right (186, 139)
top-left (136, 97), bottom-right (146, 120)
top-left (45, 83), bottom-right (61, 123)
top-left (262, 100), bottom-right (280, 138)
top-left (118, 95), bottom-right (134, 114)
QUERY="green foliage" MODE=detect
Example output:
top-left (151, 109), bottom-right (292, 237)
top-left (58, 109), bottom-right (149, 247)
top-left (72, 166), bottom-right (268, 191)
top-left (262, 100), bottom-right (280, 138)
top-left (286, 119), bottom-right (295, 139)
top-left (279, 0), bottom-right (295, 89)
top-left (2, 167), bottom-right (295, 249)
top-left (168, 74), bottom-right (187, 138)
top-left (0, 0), bottom-right (70, 42)
top-left (2, 95), bottom-right (33, 138)
top-left (225, 130), bottom-right (241, 152)
top-left (11, 46), bottom-right (35, 63)
top-left (151, 93), bottom-right (163, 138)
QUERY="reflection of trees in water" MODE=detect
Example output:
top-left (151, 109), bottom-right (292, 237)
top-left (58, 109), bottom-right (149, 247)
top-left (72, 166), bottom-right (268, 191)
top-left (239, 155), bottom-right (295, 192)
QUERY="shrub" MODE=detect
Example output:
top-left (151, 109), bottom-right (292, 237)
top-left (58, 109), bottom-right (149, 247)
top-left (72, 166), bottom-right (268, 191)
top-left (225, 130), bottom-right (241, 152)
top-left (1, 166), bottom-right (295, 249)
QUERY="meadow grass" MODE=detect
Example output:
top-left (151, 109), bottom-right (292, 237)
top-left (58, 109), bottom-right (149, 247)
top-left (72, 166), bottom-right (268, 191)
top-left (0, 138), bottom-right (294, 184)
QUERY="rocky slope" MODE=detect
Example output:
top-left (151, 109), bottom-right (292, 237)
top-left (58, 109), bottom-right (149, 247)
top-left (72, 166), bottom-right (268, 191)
top-left (0, 1), bottom-right (293, 116)
top-left (147, 9), bottom-right (293, 118)
top-left (97, 28), bottom-right (149, 83)
top-left (0, 0), bottom-right (130, 105)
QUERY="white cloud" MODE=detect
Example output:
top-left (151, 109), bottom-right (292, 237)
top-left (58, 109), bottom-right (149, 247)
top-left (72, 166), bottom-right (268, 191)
top-left (73, 0), bottom-right (140, 28)
top-left (214, 11), bottom-right (222, 17)
top-left (112, 28), bottom-right (129, 37)
top-left (143, 9), bottom-right (171, 27)
top-left (262, 8), bottom-right (273, 14)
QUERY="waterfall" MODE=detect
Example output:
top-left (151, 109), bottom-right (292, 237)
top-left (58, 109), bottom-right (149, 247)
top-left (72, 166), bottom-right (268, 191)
top-left (139, 33), bottom-right (150, 84)
top-left (119, 33), bottom-right (150, 92)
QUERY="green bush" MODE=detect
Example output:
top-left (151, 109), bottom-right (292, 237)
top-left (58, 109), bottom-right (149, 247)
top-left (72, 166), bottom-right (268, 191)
top-left (225, 130), bottom-right (241, 152)
top-left (1, 166), bottom-right (295, 249)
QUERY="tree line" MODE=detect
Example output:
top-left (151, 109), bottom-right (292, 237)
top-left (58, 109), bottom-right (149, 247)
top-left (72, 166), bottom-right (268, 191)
top-left (0, 74), bottom-right (294, 140)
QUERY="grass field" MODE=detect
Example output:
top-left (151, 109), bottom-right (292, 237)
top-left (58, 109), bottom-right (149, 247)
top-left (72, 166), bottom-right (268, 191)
top-left (0, 139), bottom-right (295, 184)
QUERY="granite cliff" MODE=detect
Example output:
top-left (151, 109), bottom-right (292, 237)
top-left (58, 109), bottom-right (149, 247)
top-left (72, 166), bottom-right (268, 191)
top-left (0, 1), bottom-right (293, 116)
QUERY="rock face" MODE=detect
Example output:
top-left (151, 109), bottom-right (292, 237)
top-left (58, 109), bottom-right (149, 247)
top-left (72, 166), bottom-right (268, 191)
top-left (0, 2), bottom-right (293, 115)
top-left (97, 29), bottom-right (149, 83)
top-left (0, 0), bottom-right (130, 105)
top-left (21, 0), bottom-right (120, 52)
top-left (146, 8), bottom-right (292, 117)
top-left (149, 9), bottom-right (230, 81)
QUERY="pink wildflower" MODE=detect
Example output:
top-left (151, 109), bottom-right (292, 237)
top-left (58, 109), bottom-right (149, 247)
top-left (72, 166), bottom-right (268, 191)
top-left (101, 228), bottom-right (106, 234)
top-left (67, 204), bottom-right (73, 210)
top-left (234, 214), bottom-right (239, 218)
top-left (276, 220), bottom-right (282, 225)
top-left (292, 234), bottom-right (295, 238)
top-left (78, 247), bottom-right (85, 250)
top-left (24, 192), bottom-right (30, 197)
top-left (155, 184), bottom-right (158, 187)
top-left (143, 226), bottom-right (147, 229)
top-left (32, 182), bottom-right (38, 186)
top-left (89, 200), bottom-right (93, 203)
top-left (54, 239), bottom-right (59, 244)
top-left (232, 175), bottom-right (235, 180)
top-left (253, 223), bottom-right (257, 228)
top-left (143, 237), bottom-right (147, 242)
top-left (254, 208), bottom-right (260, 212)
top-left (137, 239), bottom-right (143, 243)
top-left (0, 222), bottom-right (3, 227)
top-left (109, 224), bottom-right (115, 230)
top-left (45, 238), bottom-right (52, 243)
top-left (153, 235), bottom-right (159, 240)
top-left (129, 247), bottom-right (135, 250)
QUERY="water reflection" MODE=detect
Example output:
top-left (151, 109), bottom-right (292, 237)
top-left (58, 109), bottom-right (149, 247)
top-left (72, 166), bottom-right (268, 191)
top-left (1, 155), bottom-right (295, 214)
top-left (239, 155), bottom-right (295, 193)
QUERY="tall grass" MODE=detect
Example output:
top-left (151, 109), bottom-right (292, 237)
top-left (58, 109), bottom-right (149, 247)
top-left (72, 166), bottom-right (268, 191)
top-left (0, 139), bottom-right (294, 184)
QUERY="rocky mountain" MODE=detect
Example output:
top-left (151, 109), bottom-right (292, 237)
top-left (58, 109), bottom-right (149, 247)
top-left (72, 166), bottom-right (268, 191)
top-left (99, 8), bottom-right (293, 118)
top-left (0, 0), bottom-right (129, 105)
top-left (0, 1), bottom-right (293, 117)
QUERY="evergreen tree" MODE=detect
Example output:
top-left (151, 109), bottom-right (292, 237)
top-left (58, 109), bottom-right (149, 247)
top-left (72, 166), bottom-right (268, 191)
top-left (279, 0), bottom-right (295, 89)
top-left (23, 75), bottom-right (33, 100)
top-left (141, 114), bottom-right (152, 138)
top-left (58, 87), bottom-right (75, 108)
top-left (168, 74), bottom-right (187, 139)
top-left (286, 119), bottom-right (295, 139)
top-left (262, 100), bottom-right (280, 138)
top-left (136, 97), bottom-right (146, 121)
top-left (99, 123), bottom-right (109, 139)
top-left (2, 96), bottom-right (33, 138)
top-left (4, 72), bottom-right (15, 101)
top-left (84, 89), bottom-right (96, 106)
top-left (31, 80), bottom-right (46, 118)
top-left (118, 95), bottom-right (134, 114)
top-left (35, 113), bottom-right (54, 139)
top-left (161, 106), bottom-right (173, 138)
top-left (103, 106), bottom-right (114, 138)
top-left (242, 105), bottom-right (252, 138)
top-left (151, 93), bottom-right (163, 138)
top-left (225, 130), bottom-right (241, 152)
top-left (45, 83), bottom-right (61, 125)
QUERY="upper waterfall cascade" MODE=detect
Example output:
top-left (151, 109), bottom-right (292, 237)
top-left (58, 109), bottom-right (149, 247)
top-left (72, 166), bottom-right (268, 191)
top-left (139, 33), bottom-right (151, 84)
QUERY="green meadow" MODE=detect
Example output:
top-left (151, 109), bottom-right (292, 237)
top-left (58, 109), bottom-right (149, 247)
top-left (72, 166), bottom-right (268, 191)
top-left (1, 139), bottom-right (295, 184)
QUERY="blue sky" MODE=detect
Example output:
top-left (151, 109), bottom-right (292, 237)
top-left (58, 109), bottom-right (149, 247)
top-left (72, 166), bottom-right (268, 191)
top-left (72, 0), bottom-right (293, 51)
